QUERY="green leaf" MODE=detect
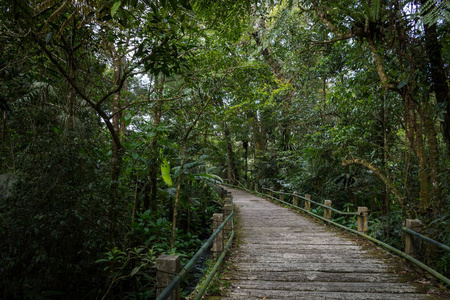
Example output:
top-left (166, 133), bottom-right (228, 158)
top-left (45, 32), bottom-right (53, 44)
top-left (111, 1), bottom-right (121, 17)
top-left (161, 158), bottom-right (173, 187)
top-left (130, 266), bottom-right (140, 277)
top-left (397, 78), bottom-right (409, 89)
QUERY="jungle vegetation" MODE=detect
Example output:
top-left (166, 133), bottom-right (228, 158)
top-left (1, 0), bottom-right (449, 298)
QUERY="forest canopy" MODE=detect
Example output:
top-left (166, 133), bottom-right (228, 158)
top-left (1, 0), bottom-right (449, 298)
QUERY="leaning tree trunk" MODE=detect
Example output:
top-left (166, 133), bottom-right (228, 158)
top-left (342, 158), bottom-right (412, 218)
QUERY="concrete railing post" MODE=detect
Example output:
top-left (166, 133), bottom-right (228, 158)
top-left (324, 200), bottom-right (332, 220)
top-left (405, 219), bottom-right (423, 258)
top-left (305, 194), bottom-right (311, 211)
top-left (212, 213), bottom-right (224, 256)
top-left (223, 204), bottom-right (232, 241)
top-left (156, 254), bottom-right (180, 300)
top-left (224, 195), bottom-right (231, 206)
top-left (293, 192), bottom-right (298, 207)
top-left (357, 207), bottom-right (369, 233)
top-left (279, 190), bottom-right (284, 202)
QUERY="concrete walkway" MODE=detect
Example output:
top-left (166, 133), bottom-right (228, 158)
top-left (217, 187), bottom-right (430, 299)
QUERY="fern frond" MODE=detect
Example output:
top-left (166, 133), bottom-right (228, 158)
top-left (421, 0), bottom-right (450, 26)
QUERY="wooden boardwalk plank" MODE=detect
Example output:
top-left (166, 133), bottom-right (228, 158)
top-left (215, 187), bottom-right (431, 299)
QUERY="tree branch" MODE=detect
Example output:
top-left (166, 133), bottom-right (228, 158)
top-left (365, 35), bottom-right (399, 91)
top-left (36, 35), bottom-right (123, 150)
top-left (311, 1), bottom-right (343, 37)
top-left (312, 32), bottom-right (355, 44)
top-left (342, 158), bottom-right (412, 218)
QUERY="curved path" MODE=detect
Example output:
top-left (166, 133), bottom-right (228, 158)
top-left (218, 187), bottom-right (430, 300)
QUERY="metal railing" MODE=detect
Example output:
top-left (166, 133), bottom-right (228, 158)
top-left (261, 187), bottom-right (359, 216)
top-left (156, 190), bottom-right (235, 300)
top-left (224, 182), bottom-right (450, 286)
top-left (402, 227), bottom-right (450, 253)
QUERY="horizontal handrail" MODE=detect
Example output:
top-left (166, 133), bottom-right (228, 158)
top-left (261, 186), bottom-right (309, 201)
top-left (261, 187), bottom-right (358, 216)
top-left (156, 196), bottom-right (234, 300)
top-left (402, 227), bottom-right (450, 253)
top-left (193, 229), bottom-right (235, 300)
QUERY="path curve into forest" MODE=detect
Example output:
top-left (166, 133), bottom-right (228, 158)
top-left (217, 187), bottom-right (431, 300)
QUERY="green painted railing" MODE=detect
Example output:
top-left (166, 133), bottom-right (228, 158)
top-left (193, 230), bottom-right (235, 300)
top-left (156, 191), bottom-right (235, 300)
top-left (402, 227), bottom-right (450, 253)
top-left (224, 182), bottom-right (450, 286)
top-left (261, 186), bottom-right (359, 216)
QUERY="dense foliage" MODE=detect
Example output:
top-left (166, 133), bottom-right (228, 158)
top-left (1, 0), bottom-right (449, 298)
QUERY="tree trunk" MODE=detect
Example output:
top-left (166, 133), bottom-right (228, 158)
top-left (149, 76), bottom-right (163, 212)
top-left (413, 108), bottom-right (432, 211)
top-left (110, 140), bottom-right (123, 210)
top-left (223, 121), bottom-right (238, 185)
top-left (381, 96), bottom-right (390, 238)
top-left (171, 147), bottom-right (185, 250)
top-left (66, 61), bottom-right (75, 131)
top-left (243, 141), bottom-right (248, 182)
top-left (418, 102), bottom-right (441, 212)
top-left (321, 76), bottom-right (327, 124)
top-left (366, 34), bottom-right (435, 215)
top-left (110, 52), bottom-right (123, 209)
top-left (119, 57), bottom-right (128, 143)
top-left (421, 0), bottom-right (450, 160)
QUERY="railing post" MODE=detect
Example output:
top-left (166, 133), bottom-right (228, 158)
top-left (212, 213), bottom-right (224, 257)
top-left (279, 190), bottom-right (284, 202)
top-left (223, 203), bottom-right (232, 241)
top-left (357, 207), bottom-right (369, 233)
top-left (305, 194), bottom-right (311, 211)
top-left (269, 189), bottom-right (273, 198)
top-left (324, 200), bottom-right (332, 220)
top-left (405, 219), bottom-right (423, 258)
top-left (224, 194), bottom-right (231, 206)
top-left (156, 254), bottom-right (180, 300)
top-left (293, 192), bottom-right (298, 207)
